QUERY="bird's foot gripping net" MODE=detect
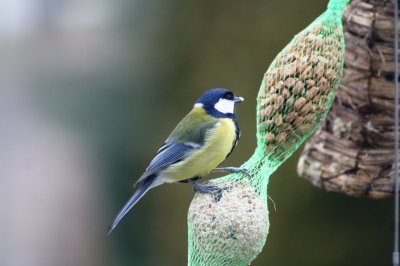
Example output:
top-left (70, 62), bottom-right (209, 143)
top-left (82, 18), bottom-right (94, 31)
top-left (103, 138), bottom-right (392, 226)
top-left (187, 0), bottom-right (349, 265)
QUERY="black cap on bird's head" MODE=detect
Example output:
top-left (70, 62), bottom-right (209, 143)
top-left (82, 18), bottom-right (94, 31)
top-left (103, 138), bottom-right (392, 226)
top-left (194, 88), bottom-right (244, 117)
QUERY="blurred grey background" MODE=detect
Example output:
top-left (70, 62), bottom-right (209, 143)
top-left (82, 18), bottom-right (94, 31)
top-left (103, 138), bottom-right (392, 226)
top-left (0, 0), bottom-right (393, 265)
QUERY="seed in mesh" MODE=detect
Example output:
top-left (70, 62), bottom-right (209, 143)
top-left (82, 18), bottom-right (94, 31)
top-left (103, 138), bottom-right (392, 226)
top-left (188, 182), bottom-right (269, 265)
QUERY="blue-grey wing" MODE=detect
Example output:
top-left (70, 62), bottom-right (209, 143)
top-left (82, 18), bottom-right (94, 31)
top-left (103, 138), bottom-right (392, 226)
top-left (135, 142), bottom-right (197, 185)
top-left (135, 110), bottom-right (219, 186)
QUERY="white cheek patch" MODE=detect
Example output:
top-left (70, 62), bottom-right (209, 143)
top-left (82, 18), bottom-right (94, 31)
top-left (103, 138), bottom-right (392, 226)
top-left (214, 98), bottom-right (235, 114)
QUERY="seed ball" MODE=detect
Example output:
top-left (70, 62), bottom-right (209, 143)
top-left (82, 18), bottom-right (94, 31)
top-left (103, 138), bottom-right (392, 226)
top-left (188, 182), bottom-right (269, 266)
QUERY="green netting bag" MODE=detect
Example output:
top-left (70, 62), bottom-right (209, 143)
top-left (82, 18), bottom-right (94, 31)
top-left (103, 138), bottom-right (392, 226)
top-left (187, 0), bottom-right (349, 265)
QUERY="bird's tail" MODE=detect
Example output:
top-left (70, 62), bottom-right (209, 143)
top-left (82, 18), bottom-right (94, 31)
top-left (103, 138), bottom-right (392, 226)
top-left (107, 174), bottom-right (157, 234)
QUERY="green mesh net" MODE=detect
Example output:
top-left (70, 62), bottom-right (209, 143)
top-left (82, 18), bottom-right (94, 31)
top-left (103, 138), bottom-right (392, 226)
top-left (187, 0), bottom-right (349, 265)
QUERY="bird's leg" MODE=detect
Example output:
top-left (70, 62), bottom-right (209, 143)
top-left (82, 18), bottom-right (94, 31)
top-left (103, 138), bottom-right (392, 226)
top-left (212, 167), bottom-right (251, 177)
top-left (177, 176), bottom-right (200, 183)
top-left (187, 179), bottom-right (219, 194)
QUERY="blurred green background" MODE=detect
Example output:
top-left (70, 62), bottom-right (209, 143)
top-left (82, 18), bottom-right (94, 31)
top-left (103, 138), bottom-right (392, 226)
top-left (0, 0), bottom-right (394, 265)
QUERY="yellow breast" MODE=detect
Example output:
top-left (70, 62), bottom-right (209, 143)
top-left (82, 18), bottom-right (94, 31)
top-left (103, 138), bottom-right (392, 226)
top-left (161, 118), bottom-right (237, 183)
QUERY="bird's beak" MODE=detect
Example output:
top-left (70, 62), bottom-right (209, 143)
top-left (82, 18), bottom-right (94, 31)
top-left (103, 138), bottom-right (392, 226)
top-left (234, 96), bottom-right (244, 103)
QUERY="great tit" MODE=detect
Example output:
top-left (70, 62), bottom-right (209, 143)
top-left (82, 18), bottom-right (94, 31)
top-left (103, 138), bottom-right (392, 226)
top-left (108, 88), bottom-right (248, 234)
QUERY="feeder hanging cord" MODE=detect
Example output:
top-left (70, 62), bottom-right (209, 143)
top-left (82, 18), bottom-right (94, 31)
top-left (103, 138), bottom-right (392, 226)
top-left (394, 0), bottom-right (399, 265)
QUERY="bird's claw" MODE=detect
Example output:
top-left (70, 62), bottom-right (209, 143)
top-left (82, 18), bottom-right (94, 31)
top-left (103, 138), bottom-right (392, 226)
top-left (192, 184), bottom-right (220, 194)
top-left (239, 168), bottom-right (252, 178)
top-left (188, 179), bottom-right (219, 194)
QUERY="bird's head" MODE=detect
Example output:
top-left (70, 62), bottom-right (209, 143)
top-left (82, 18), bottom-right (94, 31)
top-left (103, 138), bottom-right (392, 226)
top-left (194, 88), bottom-right (244, 118)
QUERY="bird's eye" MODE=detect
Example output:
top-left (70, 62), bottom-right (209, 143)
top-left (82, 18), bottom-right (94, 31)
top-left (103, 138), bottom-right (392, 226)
top-left (225, 93), bottom-right (233, 100)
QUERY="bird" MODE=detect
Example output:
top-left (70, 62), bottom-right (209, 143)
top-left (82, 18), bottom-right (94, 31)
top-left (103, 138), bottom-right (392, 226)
top-left (107, 88), bottom-right (249, 234)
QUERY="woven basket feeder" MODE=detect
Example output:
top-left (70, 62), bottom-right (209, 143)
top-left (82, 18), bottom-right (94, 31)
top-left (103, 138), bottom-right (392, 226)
top-left (297, 0), bottom-right (399, 199)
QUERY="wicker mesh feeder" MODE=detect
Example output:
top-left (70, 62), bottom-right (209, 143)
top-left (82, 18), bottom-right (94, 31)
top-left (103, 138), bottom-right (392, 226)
top-left (297, 0), bottom-right (399, 199)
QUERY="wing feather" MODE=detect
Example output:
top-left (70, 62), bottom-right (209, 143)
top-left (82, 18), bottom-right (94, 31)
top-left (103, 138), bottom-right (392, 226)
top-left (135, 108), bottom-right (219, 185)
top-left (135, 142), bottom-right (194, 185)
